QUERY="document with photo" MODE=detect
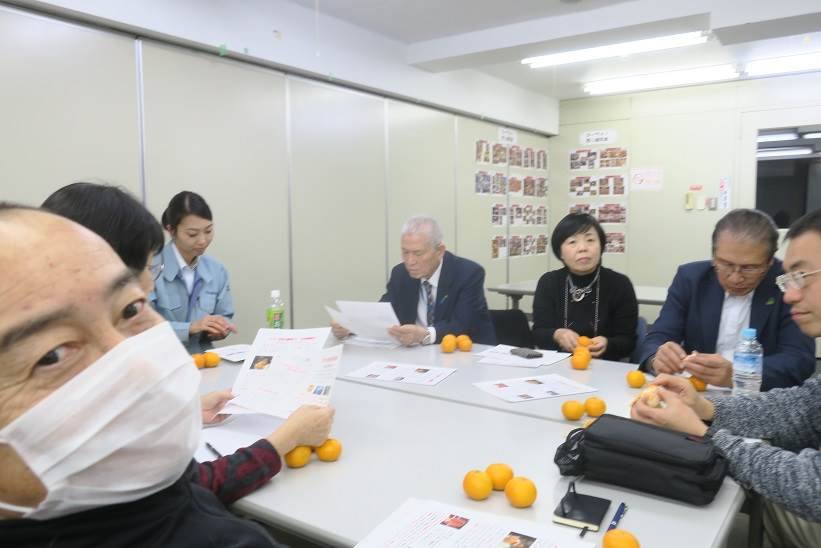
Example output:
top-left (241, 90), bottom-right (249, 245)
top-left (474, 374), bottom-right (596, 403)
top-left (223, 328), bottom-right (339, 418)
top-left (347, 361), bottom-right (456, 386)
top-left (355, 498), bottom-right (592, 548)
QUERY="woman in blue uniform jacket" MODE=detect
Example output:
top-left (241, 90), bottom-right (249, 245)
top-left (151, 191), bottom-right (236, 353)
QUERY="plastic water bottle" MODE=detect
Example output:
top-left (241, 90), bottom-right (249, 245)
top-left (266, 290), bottom-right (285, 329)
top-left (732, 328), bottom-right (763, 395)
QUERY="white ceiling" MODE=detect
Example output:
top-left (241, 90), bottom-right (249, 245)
top-left (288, 0), bottom-right (821, 99)
top-left (290, 0), bottom-right (631, 44)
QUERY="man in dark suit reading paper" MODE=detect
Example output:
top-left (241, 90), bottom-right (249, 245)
top-left (332, 216), bottom-right (496, 346)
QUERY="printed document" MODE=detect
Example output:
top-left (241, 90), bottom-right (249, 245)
top-left (347, 361), bottom-right (456, 386)
top-left (222, 328), bottom-right (340, 418)
top-left (326, 301), bottom-right (400, 345)
top-left (355, 498), bottom-right (592, 548)
top-left (474, 374), bottom-right (596, 403)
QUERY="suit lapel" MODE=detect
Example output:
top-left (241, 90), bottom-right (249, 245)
top-left (435, 252), bottom-right (454, 319)
top-left (750, 269), bottom-right (777, 335)
top-left (401, 277), bottom-right (420, 325)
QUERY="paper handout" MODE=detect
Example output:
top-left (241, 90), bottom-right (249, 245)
top-left (326, 300), bottom-right (400, 344)
top-left (354, 498), bottom-right (593, 548)
top-left (346, 361), bottom-right (456, 386)
top-left (475, 345), bottom-right (570, 368)
top-left (213, 344), bottom-right (251, 362)
top-left (222, 328), bottom-right (340, 418)
top-left (474, 374), bottom-right (596, 403)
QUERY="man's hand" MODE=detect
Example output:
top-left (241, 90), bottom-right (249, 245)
top-left (682, 352), bottom-right (733, 388)
top-left (330, 320), bottom-right (351, 339)
top-left (588, 336), bottom-right (608, 358)
top-left (651, 341), bottom-right (687, 374)
top-left (267, 405), bottom-right (335, 456)
top-left (651, 373), bottom-right (715, 421)
top-left (553, 328), bottom-right (580, 352)
top-left (388, 324), bottom-right (428, 346)
top-left (201, 389), bottom-right (235, 425)
top-left (630, 388), bottom-right (709, 436)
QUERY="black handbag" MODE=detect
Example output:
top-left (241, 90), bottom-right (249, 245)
top-left (554, 414), bottom-right (728, 506)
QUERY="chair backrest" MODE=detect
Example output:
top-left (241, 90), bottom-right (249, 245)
top-left (489, 309), bottom-right (534, 348)
top-left (628, 316), bottom-right (649, 364)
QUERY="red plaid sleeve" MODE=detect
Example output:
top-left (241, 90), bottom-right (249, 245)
top-left (192, 438), bottom-right (282, 505)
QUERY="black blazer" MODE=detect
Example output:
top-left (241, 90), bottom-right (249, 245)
top-left (638, 260), bottom-right (815, 390)
top-left (380, 251), bottom-right (497, 345)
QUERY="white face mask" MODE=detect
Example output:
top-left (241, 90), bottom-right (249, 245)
top-left (0, 321), bottom-right (202, 520)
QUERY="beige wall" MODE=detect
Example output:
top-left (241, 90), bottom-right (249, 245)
top-left (0, 8), bottom-right (140, 203)
top-left (553, 73), bottom-right (821, 321)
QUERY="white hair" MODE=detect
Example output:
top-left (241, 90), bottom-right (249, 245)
top-left (401, 216), bottom-right (444, 248)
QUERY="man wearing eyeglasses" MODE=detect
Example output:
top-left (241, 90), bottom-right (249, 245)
top-left (638, 209), bottom-right (815, 390)
top-left (632, 209), bottom-right (821, 547)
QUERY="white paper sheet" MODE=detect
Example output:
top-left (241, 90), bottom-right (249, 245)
top-left (347, 361), bottom-right (456, 386)
top-left (222, 328), bottom-right (339, 418)
top-left (355, 498), bottom-right (592, 548)
top-left (195, 414), bottom-right (284, 462)
top-left (475, 345), bottom-right (570, 368)
top-left (474, 374), bottom-right (596, 403)
top-left (213, 344), bottom-right (252, 362)
top-left (326, 301), bottom-right (400, 343)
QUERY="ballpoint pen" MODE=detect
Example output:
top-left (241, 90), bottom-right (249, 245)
top-left (607, 502), bottom-right (628, 531)
top-left (205, 442), bottom-right (223, 458)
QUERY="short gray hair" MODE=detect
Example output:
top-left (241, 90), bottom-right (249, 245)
top-left (712, 208), bottom-right (779, 259)
top-left (401, 216), bottom-right (444, 248)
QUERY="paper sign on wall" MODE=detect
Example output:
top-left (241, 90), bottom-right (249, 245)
top-left (719, 177), bottom-right (731, 209)
top-left (630, 167), bottom-right (663, 191)
top-left (498, 127), bottom-right (517, 145)
top-left (580, 129), bottom-right (617, 145)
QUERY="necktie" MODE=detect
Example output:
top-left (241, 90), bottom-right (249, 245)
top-left (423, 280), bottom-right (434, 326)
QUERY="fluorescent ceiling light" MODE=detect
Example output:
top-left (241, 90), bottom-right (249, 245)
top-left (583, 64), bottom-right (739, 95)
top-left (757, 132), bottom-right (798, 143)
top-left (802, 132), bottom-right (821, 139)
top-left (521, 31), bottom-right (708, 68)
top-left (756, 147), bottom-right (813, 158)
top-left (745, 51), bottom-right (821, 76)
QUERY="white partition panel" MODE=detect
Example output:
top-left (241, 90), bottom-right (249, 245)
top-left (289, 79), bottom-right (387, 327)
top-left (0, 7), bottom-right (140, 204)
top-left (141, 41), bottom-right (290, 338)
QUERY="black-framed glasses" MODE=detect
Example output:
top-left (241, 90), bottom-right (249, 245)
top-left (713, 259), bottom-right (769, 276)
top-left (776, 269), bottom-right (821, 292)
top-left (148, 262), bottom-right (164, 280)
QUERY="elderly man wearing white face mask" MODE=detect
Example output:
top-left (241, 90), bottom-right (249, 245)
top-left (0, 204), bottom-right (328, 547)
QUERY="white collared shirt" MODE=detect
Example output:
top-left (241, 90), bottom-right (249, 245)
top-left (172, 243), bottom-right (198, 294)
top-left (416, 260), bottom-right (443, 344)
top-left (715, 291), bottom-right (754, 361)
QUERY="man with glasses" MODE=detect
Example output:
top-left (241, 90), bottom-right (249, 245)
top-left (638, 209), bottom-right (815, 390)
top-left (632, 209), bottom-right (821, 547)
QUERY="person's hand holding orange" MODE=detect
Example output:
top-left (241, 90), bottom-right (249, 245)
top-left (651, 373), bottom-right (715, 421)
top-left (682, 352), bottom-right (733, 387)
top-left (651, 341), bottom-right (687, 374)
top-left (553, 328), bottom-right (579, 352)
top-left (631, 387), bottom-right (709, 436)
top-left (267, 405), bottom-right (335, 456)
top-left (587, 336), bottom-right (608, 357)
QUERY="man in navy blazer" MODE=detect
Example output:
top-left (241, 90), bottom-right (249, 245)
top-left (332, 216), bottom-right (496, 346)
top-left (638, 209), bottom-right (815, 391)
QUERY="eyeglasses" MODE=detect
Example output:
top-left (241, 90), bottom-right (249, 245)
top-left (776, 269), bottom-right (821, 292)
top-left (713, 259), bottom-right (769, 276)
top-left (148, 263), bottom-right (164, 280)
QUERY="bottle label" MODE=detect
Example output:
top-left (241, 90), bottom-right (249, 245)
top-left (733, 352), bottom-right (762, 373)
top-left (266, 308), bottom-right (285, 329)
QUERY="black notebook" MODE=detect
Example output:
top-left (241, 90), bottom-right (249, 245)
top-left (552, 486), bottom-right (611, 532)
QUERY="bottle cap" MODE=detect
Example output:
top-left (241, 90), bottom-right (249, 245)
top-left (742, 327), bottom-right (756, 339)
top-left (270, 290), bottom-right (280, 298)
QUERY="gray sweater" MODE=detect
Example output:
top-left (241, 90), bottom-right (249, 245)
top-left (707, 376), bottom-right (821, 522)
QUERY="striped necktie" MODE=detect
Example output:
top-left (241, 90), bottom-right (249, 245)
top-left (423, 280), bottom-right (434, 326)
